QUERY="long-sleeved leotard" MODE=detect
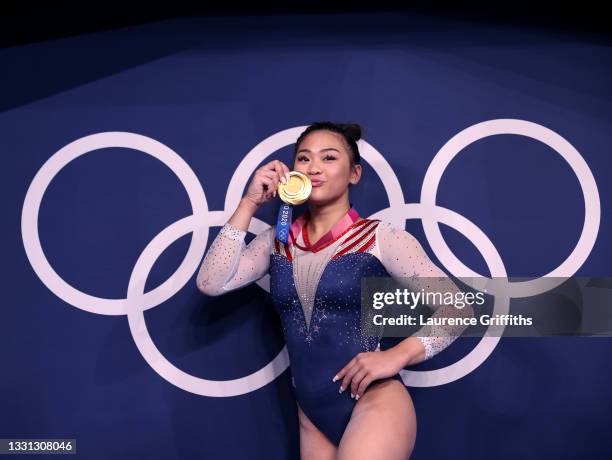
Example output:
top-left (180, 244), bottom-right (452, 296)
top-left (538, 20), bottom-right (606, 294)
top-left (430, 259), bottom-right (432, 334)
top-left (196, 209), bottom-right (472, 445)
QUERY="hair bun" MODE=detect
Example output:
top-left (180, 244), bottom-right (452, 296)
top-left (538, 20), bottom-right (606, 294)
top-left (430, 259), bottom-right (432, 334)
top-left (342, 123), bottom-right (362, 142)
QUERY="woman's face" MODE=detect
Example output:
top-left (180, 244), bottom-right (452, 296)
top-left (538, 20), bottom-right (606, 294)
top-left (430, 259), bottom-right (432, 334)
top-left (293, 130), bottom-right (361, 205)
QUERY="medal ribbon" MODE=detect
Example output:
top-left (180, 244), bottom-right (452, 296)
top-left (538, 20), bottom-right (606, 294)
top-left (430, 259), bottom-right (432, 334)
top-left (276, 203), bottom-right (293, 244)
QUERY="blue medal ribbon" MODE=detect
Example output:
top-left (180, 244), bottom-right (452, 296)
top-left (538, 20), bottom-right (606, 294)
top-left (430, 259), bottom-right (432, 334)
top-left (276, 203), bottom-right (292, 244)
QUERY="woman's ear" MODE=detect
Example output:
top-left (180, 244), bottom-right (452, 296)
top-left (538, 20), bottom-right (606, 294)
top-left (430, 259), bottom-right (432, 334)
top-left (350, 164), bottom-right (362, 185)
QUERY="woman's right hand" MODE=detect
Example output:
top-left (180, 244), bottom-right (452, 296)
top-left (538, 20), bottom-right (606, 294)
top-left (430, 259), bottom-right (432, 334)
top-left (243, 159), bottom-right (291, 208)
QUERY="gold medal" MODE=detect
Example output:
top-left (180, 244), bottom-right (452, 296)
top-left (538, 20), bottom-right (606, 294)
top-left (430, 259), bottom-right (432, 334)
top-left (277, 171), bottom-right (312, 205)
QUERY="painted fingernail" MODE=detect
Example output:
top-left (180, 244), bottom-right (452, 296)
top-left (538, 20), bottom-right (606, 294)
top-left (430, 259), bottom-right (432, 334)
top-left (285, 173), bottom-right (290, 183)
top-left (350, 393), bottom-right (354, 399)
top-left (332, 375), bottom-right (338, 382)
top-left (281, 176), bottom-right (287, 184)
top-left (355, 394), bottom-right (360, 400)
top-left (339, 386), bottom-right (344, 393)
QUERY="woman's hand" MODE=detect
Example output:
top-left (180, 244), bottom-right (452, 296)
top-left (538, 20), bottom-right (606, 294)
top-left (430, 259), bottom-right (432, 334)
top-left (333, 346), bottom-right (408, 400)
top-left (243, 159), bottom-right (291, 208)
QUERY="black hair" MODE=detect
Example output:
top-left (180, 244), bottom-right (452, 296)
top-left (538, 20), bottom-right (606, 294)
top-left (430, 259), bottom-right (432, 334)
top-left (293, 121), bottom-right (362, 168)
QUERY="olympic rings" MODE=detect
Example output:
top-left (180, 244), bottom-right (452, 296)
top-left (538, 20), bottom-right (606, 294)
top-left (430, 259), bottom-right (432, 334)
top-left (21, 119), bottom-right (600, 394)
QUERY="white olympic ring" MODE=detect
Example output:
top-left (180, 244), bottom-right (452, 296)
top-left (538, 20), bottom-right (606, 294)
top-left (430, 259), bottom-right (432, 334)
top-left (21, 119), bottom-right (600, 394)
top-left (421, 119), bottom-right (600, 298)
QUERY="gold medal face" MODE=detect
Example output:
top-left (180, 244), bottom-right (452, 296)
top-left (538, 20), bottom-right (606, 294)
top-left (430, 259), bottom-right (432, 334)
top-left (277, 171), bottom-right (312, 205)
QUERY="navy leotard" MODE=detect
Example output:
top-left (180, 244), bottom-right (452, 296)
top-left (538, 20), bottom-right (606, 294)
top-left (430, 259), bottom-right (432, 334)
top-left (196, 205), bottom-right (469, 446)
top-left (270, 237), bottom-right (403, 445)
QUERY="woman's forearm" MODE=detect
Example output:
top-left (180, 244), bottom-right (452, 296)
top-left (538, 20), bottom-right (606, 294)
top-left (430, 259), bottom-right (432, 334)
top-left (196, 198), bottom-right (263, 295)
top-left (392, 337), bottom-right (427, 367)
top-left (228, 197), bottom-right (260, 232)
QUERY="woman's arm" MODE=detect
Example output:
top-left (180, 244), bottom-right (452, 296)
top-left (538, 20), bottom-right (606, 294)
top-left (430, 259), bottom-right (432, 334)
top-left (376, 221), bottom-right (474, 366)
top-left (196, 197), bottom-right (273, 296)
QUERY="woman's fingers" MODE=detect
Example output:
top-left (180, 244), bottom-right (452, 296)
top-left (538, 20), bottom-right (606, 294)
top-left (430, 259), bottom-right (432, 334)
top-left (268, 159), bottom-right (290, 184)
top-left (335, 353), bottom-right (379, 399)
top-left (258, 175), bottom-right (276, 201)
top-left (333, 355), bottom-right (357, 384)
top-left (339, 358), bottom-right (363, 395)
top-left (280, 161), bottom-right (291, 183)
top-left (350, 368), bottom-right (369, 398)
top-left (355, 373), bottom-right (375, 400)
top-left (245, 161), bottom-right (289, 205)
top-left (272, 160), bottom-right (288, 185)
top-left (254, 160), bottom-right (292, 202)
top-left (258, 169), bottom-right (280, 198)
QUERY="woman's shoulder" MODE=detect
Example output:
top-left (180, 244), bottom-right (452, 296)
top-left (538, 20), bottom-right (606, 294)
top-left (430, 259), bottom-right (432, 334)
top-left (374, 219), bottom-right (414, 233)
top-left (373, 219), bottom-right (421, 248)
top-left (352, 216), bottom-right (383, 228)
top-left (353, 217), bottom-right (403, 228)
top-left (343, 218), bottom-right (395, 248)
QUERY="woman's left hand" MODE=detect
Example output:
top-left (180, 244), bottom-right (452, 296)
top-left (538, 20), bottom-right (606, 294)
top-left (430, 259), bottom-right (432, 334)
top-left (333, 346), bottom-right (406, 400)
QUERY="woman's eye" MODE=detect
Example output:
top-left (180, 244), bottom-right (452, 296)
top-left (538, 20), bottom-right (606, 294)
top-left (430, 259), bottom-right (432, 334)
top-left (296, 155), bottom-right (335, 161)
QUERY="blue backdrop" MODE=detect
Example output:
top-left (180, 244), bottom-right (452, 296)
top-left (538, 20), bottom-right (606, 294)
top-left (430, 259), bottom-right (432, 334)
top-left (2, 12), bottom-right (611, 459)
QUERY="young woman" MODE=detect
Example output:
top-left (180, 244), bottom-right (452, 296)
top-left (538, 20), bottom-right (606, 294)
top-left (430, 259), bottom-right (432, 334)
top-left (196, 122), bottom-right (471, 459)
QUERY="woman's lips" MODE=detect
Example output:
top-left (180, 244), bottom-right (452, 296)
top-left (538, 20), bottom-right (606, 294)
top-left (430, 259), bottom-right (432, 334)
top-left (311, 180), bottom-right (324, 187)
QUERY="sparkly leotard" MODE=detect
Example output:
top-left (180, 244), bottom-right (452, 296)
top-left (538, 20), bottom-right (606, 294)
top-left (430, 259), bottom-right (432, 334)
top-left (196, 205), bottom-right (469, 446)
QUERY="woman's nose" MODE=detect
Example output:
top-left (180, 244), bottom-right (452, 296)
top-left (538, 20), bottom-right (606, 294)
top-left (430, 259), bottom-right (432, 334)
top-left (307, 162), bottom-right (321, 175)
